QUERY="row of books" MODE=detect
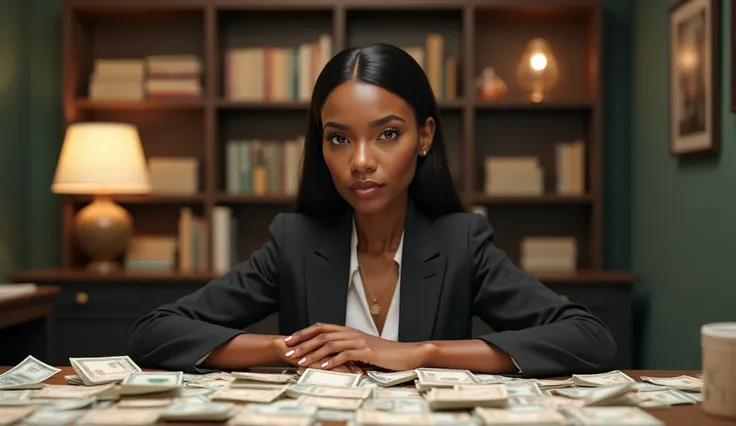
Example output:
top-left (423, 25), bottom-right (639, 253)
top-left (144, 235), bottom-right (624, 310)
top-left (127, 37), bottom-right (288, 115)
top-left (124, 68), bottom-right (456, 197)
top-left (405, 34), bottom-right (458, 101)
top-left (225, 138), bottom-right (304, 196)
top-left (482, 142), bottom-right (586, 196)
top-left (225, 35), bottom-right (332, 102)
top-left (89, 56), bottom-right (202, 101)
top-left (124, 207), bottom-right (576, 275)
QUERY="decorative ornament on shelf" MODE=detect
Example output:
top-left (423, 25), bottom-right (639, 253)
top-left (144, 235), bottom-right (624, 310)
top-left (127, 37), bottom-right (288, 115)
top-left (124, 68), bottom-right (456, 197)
top-left (516, 38), bottom-right (560, 103)
top-left (52, 122), bottom-right (151, 273)
top-left (476, 67), bottom-right (508, 101)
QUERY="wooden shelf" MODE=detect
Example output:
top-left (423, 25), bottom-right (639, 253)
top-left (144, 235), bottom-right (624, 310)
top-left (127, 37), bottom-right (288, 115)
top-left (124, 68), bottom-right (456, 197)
top-left (474, 100), bottom-right (595, 111)
top-left (214, 194), bottom-right (296, 205)
top-left (68, 194), bottom-right (206, 204)
top-left (74, 99), bottom-right (205, 111)
top-left (216, 100), bottom-right (309, 110)
top-left (7, 268), bottom-right (637, 285)
top-left (474, 194), bottom-right (593, 205)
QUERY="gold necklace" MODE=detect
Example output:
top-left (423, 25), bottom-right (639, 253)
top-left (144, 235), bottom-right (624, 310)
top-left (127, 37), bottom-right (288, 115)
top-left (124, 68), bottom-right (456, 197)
top-left (357, 256), bottom-right (394, 316)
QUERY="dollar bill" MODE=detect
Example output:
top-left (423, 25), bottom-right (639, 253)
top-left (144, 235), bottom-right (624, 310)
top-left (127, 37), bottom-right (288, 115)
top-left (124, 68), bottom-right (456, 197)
top-left (511, 395), bottom-right (586, 409)
top-left (425, 385), bottom-right (508, 410)
top-left (116, 397), bottom-right (174, 408)
top-left (241, 399), bottom-right (317, 416)
top-left (640, 375), bottom-right (702, 392)
top-left (296, 368), bottom-right (362, 388)
top-left (562, 407), bottom-right (664, 426)
top-left (372, 388), bottom-right (422, 399)
top-left (415, 368), bottom-right (478, 389)
top-left (285, 384), bottom-right (371, 399)
top-left (0, 356), bottom-right (60, 390)
top-left (356, 410), bottom-right (474, 426)
top-left (535, 378), bottom-right (575, 390)
top-left (296, 395), bottom-right (363, 410)
top-left (362, 397), bottom-right (430, 413)
top-left (632, 382), bottom-right (671, 392)
top-left (23, 409), bottom-right (85, 426)
top-left (161, 401), bottom-right (235, 422)
top-left (315, 409), bottom-right (355, 422)
top-left (181, 372), bottom-right (230, 383)
top-left (75, 407), bottom-right (161, 425)
top-left (366, 370), bottom-right (417, 387)
top-left (639, 389), bottom-right (699, 406)
top-left (32, 383), bottom-right (116, 399)
top-left (231, 372), bottom-right (296, 384)
top-left (474, 374), bottom-right (522, 384)
top-left (582, 383), bottom-right (635, 407)
top-left (119, 372), bottom-right (183, 395)
top-left (572, 370), bottom-right (636, 387)
top-left (70, 356), bottom-right (141, 386)
top-left (0, 406), bottom-right (36, 425)
top-left (211, 386), bottom-right (287, 403)
top-left (37, 396), bottom-right (98, 412)
top-left (229, 412), bottom-right (313, 426)
top-left (65, 375), bottom-right (83, 386)
top-left (358, 376), bottom-right (379, 388)
top-left (0, 390), bottom-right (31, 406)
top-left (178, 387), bottom-right (216, 398)
top-left (475, 405), bottom-right (568, 425)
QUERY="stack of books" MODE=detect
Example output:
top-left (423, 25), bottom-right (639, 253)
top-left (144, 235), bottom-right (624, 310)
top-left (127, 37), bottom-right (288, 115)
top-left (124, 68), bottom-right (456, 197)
top-left (88, 59), bottom-right (145, 101)
top-left (225, 137), bottom-right (304, 196)
top-left (484, 156), bottom-right (543, 196)
top-left (147, 157), bottom-right (199, 195)
top-left (400, 34), bottom-right (457, 101)
top-left (124, 236), bottom-right (177, 271)
top-left (145, 55), bottom-right (202, 99)
top-left (177, 207), bottom-right (209, 273)
top-left (520, 237), bottom-right (577, 273)
top-left (224, 35), bottom-right (332, 101)
top-left (556, 140), bottom-right (586, 194)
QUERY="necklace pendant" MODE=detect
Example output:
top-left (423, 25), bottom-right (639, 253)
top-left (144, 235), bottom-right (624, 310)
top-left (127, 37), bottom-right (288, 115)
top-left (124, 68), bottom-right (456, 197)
top-left (370, 303), bottom-right (381, 315)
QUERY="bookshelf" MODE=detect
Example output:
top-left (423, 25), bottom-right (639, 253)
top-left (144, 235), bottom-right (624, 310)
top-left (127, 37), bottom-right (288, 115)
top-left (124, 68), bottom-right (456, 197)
top-left (59, 0), bottom-right (634, 283)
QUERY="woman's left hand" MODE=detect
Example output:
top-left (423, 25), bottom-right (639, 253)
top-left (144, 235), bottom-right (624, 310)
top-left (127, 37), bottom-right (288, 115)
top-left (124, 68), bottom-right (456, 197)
top-left (283, 323), bottom-right (428, 371)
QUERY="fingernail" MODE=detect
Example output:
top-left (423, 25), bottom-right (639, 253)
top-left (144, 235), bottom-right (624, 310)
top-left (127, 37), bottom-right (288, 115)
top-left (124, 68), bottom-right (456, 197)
top-left (284, 336), bottom-right (293, 342)
top-left (285, 350), bottom-right (295, 357)
top-left (321, 361), bottom-right (329, 368)
top-left (298, 357), bottom-right (307, 365)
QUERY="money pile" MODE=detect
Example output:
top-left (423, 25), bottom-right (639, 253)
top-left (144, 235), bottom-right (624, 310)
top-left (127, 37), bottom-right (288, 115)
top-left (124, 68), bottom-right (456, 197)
top-left (0, 356), bottom-right (704, 426)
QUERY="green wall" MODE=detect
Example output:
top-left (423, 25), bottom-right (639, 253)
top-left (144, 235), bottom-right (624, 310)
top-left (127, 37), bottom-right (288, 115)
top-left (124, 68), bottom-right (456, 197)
top-left (0, 0), bottom-right (62, 281)
top-left (633, 0), bottom-right (736, 369)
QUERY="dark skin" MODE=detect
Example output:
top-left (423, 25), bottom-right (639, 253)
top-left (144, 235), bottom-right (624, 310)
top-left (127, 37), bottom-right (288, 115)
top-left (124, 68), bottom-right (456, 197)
top-left (203, 80), bottom-right (516, 374)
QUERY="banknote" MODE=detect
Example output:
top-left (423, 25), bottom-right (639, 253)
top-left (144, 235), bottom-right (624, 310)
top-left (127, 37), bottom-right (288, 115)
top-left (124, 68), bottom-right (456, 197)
top-left (582, 383), bottom-right (635, 407)
top-left (357, 376), bottom-right (379, 388)
top-left (371, 388), bottom-right (422, 399)
top-left (0, 406), bottom-right (35, 425)
top-left (296, 368), bottom-right (362, 388)
top-left (0, 356), bottom-right (60, 390)
top-left (23, 409), bottom-right (85, 426)
top-left (511, 395), bottom-right (586, 409)
top-left (241, 399), bottom-right (317, 416)
top-left (120, 372), bottom-right (183, 395)
top-left (228, 412), bottom-right (313, 426)
top-left (285, 384), bottom-right (371, 399)
top-left (117, 398), bottom-right (175, 408)
top-left (211, 386), bottom-right (287, 403)
top-left (639, 389), bottom-right (699, 406)
top-left (32, 383), bottom-right (116, 399)
top-left (296, 395), bottom-right (363, 410)
top-left (572, 370), bottom-right (636, 387)
top-left (425, 385), bottom-right (508, 410)
top-left (361, 397), bottom-right (430, 413)
top-left (415, 368), bottom-right (478, 389)
top-left (640, 375), bottom-right (702, 392)
top-left (36, 396), bottom-right (97, 412)
top-left (366, 370), bottom-right (417, 387)
top-left (315, 409), bottom-right (355, 422)
top-left (70, 356), bottom-right (141, 386)
top-left (562, 407), bottom-right (664, 426)
top-left (0, 390), bottom-right (31, 406)
top-left (161, 401), bottom-right (235, 422)
top-left (74, 407), bottom-right (161, 425)
top-left (231, 372), bottom-right (296, 384)
top-left (475, 405), bottom-right (568, 425)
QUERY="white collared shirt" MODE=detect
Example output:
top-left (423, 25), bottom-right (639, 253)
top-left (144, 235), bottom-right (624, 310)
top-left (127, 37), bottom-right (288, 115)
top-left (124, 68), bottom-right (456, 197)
top-left (345, 220), bottom-right (404, 340)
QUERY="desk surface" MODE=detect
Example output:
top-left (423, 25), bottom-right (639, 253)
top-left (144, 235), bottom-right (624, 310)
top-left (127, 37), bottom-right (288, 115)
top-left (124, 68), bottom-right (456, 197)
top-left (0, 286), bottom-right (60, 329)
top-left (2, 367), bottom-right (734, 426)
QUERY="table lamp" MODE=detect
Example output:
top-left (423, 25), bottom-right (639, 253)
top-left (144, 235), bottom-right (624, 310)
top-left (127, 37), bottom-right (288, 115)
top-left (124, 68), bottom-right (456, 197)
top-left (52, 123), bottom-right (150, 272)
top-left (516, 38), bottom-right (560, 103)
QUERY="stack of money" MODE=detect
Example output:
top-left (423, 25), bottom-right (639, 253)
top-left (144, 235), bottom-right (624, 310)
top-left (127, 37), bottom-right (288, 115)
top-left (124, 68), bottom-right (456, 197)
top-left (0, 354), bottom-right (711, 426)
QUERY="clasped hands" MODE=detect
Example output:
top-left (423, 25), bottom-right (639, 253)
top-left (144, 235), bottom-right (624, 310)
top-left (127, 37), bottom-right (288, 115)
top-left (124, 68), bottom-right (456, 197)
top-left (270, 323), bottom-right (430, 373)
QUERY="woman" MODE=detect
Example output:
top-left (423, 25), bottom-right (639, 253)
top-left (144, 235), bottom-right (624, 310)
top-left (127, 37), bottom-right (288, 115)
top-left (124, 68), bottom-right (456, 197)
top-left (127, 43), bottom-right (616, 378)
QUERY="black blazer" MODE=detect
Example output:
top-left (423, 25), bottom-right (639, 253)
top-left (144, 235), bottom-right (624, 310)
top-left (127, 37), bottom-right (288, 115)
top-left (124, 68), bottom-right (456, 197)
top-left (127, 204), bottom-right (617, 377)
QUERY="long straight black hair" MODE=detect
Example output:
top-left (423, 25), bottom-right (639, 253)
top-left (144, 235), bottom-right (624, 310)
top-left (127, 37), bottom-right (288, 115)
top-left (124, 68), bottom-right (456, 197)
top-left (295, 43), bottom-right (464, 220)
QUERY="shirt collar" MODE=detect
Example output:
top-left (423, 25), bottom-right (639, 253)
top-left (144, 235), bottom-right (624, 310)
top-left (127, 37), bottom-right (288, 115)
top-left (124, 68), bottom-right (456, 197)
top-left (349, 218), bottom-right (405, 279)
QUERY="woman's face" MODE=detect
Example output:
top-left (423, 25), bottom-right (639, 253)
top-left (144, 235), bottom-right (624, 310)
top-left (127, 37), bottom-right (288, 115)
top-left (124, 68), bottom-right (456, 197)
top-left (321, 80), bottom-right (434, 214)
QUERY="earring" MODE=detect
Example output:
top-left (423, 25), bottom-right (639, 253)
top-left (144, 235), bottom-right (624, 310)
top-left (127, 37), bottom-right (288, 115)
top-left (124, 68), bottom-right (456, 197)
top-left (421, 150), bottom-right (427, 156)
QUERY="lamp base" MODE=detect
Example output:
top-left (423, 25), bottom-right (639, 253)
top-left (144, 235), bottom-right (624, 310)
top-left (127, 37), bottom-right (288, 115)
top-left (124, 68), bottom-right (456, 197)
top-left (74, 194), bottom-right (133, 272)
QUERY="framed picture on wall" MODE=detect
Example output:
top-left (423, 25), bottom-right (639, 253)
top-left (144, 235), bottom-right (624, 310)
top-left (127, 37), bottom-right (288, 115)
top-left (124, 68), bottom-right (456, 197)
top-left (669, 0), bottom-right (720, 156)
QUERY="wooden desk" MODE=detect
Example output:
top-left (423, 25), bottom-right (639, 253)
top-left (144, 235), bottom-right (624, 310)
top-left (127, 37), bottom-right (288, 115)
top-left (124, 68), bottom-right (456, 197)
top-left (2, 367), bottom-right (733, 426)
top-left (0, 286), bottom-right (60, 365)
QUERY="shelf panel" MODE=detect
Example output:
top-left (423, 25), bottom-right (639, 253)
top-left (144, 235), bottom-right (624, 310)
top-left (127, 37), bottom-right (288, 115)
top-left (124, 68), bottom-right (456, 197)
top-left (216, 100), bottom-right (309, 110)
top-left (7, 268), bottom-right (637, 285)
top-left (74, 99), bottom-right (206, 111)
top-left (474, 194), bottom-right (593, 205)
top-left (475, 100), bottom-right (595, 111)
top-left (68, 194), bottom-right (206, 204)
top-left (215, 194), bottom-right (296, 205)
top-left (438, 99), bottom-right (465, 110)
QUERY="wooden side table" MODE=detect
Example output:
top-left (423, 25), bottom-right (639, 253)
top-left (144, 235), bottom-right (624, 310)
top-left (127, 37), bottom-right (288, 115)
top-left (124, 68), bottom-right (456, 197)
top-left (0, 286), bottom-right (61, 365)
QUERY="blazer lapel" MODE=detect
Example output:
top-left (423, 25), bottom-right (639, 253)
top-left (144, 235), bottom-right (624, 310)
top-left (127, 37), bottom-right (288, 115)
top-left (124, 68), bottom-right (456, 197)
top-left (304, 211), bottom-right (352, 326)
top-left (398, 204), bottom-right (447, 342)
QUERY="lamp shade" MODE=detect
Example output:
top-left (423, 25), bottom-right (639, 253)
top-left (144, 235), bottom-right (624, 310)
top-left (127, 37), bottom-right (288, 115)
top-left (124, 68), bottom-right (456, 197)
top-left (52, 122), bottom-right (151, 194)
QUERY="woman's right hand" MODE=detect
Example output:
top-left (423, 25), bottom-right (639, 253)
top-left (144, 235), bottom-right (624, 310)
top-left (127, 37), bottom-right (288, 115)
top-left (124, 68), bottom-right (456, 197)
top-left (270, 336), bottom-right (362, 374)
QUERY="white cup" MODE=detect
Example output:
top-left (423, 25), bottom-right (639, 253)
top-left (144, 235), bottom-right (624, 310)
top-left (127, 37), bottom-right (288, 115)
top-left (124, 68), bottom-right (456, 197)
top-left (701, 322), bottom-right (736, 418)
